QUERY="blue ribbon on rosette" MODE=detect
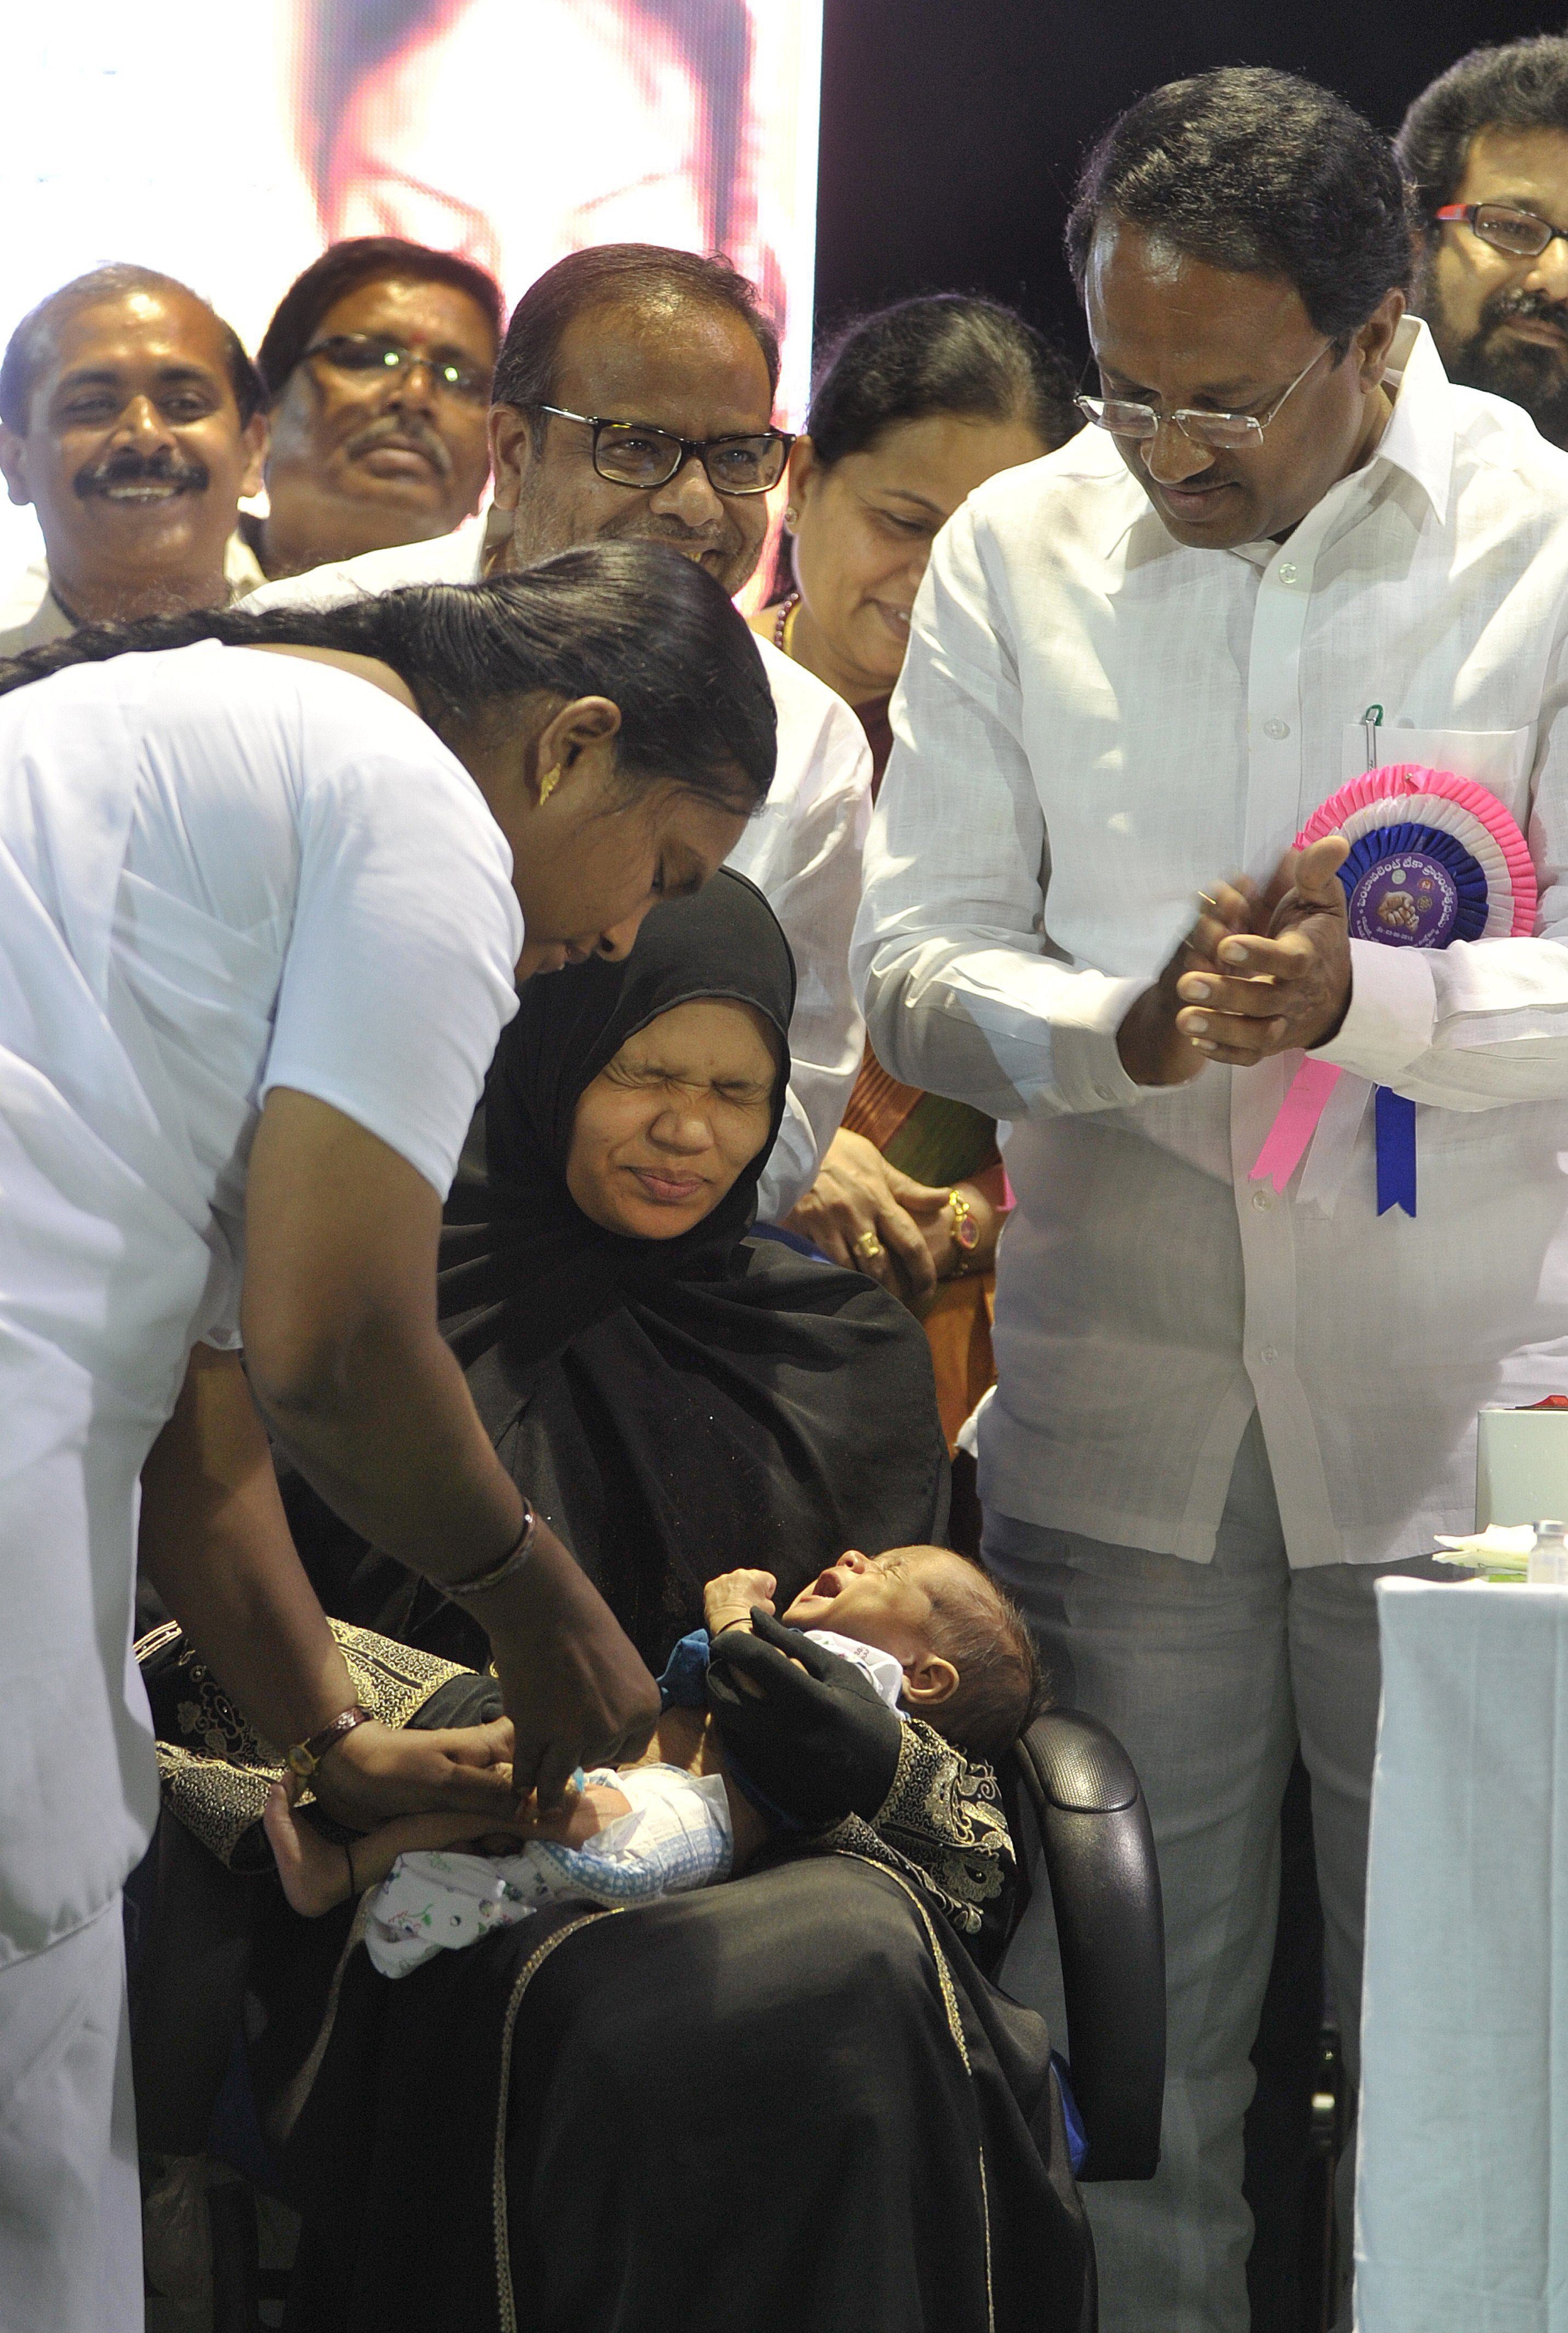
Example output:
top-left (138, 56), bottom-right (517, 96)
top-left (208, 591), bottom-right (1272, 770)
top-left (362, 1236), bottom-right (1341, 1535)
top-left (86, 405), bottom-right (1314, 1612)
top-left (1334, 820), bottom-right (1488, 1218)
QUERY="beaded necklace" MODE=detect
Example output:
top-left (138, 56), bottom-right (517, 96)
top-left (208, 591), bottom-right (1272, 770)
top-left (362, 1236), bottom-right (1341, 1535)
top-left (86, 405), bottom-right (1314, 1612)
top-left (772, 592), bottom-right (801, 656)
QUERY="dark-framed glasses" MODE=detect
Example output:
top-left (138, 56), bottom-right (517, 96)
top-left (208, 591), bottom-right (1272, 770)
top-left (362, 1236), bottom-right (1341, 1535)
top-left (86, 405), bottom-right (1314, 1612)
top-left (1074, 341), bottom-right (1331, 451)
top-left (304, 333), bottom-right (493, 403)
top-left (1435, 202), bottom-right (1568, 261)
top-left (536, 403), bottom-right (795, 494)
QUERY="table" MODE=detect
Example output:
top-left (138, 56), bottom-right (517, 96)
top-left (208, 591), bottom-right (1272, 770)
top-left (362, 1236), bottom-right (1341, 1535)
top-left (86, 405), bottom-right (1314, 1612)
top-left (1356, 1579), bottom-right (1568, 2332)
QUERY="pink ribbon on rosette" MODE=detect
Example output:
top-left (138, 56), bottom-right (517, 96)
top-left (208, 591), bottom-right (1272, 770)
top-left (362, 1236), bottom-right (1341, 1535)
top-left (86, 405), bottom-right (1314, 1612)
top-left (1246, 765), bottom-right (1536, 1205)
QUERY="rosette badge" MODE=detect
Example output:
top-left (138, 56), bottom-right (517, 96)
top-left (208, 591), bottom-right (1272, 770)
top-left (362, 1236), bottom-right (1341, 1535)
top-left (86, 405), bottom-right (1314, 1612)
top-left (1250, 765), bottom-right (1536, 1216)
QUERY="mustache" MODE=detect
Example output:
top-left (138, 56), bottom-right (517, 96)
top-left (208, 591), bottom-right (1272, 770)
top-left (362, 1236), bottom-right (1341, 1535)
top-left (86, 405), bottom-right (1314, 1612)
top-left (1482, 286), bottom-right (1568, 339)
top-left (597, 505), bottom-right (744, 562)
top-left (344, 412), bottom-right (453, 477)
top-left (73, 447), bottom-right (209, 499)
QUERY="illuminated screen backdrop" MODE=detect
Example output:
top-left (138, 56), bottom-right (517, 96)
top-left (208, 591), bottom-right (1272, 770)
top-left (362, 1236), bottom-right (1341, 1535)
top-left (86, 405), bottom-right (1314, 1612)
top-left (0, 1), bottom-right (823, 577)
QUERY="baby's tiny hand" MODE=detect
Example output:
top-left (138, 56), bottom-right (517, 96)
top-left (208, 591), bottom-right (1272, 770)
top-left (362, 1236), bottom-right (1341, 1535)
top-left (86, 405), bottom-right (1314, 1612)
top-left (703, 1568), bottom-right (777, 1635)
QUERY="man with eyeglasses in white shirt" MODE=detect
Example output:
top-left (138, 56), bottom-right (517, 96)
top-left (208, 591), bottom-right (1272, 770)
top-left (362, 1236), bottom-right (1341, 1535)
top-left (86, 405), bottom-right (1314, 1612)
top-left (247, 235), bottom-right (503, 581)
top-left (854, 64), bottom-right (1568, 2333)
top-left (250, 244), bottom-right (872, 1225)
top-left (1401, 35), bottom-right (1568, 451)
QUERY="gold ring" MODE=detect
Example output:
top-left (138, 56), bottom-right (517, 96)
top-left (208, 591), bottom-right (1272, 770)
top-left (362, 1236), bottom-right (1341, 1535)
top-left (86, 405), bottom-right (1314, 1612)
top-left (853, 1231), bottom-right (885, 1260)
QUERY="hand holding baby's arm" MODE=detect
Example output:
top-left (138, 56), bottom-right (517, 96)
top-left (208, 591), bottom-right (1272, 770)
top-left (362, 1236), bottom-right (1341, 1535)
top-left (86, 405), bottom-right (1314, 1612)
top-left (703, 1568), bottom-right (777, 1638)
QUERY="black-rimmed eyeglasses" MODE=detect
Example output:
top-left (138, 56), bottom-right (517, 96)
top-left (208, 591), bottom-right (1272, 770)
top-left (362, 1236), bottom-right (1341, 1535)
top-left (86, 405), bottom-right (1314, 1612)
top-left (1435, 202), bottom-right (1568, 261)
top-left (304, 334), bottom-right (493, 403)
top-left (1074, 342), bottom-right (1331, 452)
top-left (536, 404), bottom-right (794, 494)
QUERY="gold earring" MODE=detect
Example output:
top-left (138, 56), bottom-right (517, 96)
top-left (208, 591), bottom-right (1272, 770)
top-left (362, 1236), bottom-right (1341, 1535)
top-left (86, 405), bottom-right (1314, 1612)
top-left (784, 505), bottom-right (798, 529)
top-left (538, 765), bottom-right (562, 806)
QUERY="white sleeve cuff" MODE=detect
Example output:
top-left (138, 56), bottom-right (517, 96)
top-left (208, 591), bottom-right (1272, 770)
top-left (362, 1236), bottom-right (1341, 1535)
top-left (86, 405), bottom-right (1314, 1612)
top-left (754, 1087), bottom-right (818, 1223)
top-left (1045, 973), bottom-right (1154, 1113)
top-left (1311, 940), bottom-right (1436, 1083)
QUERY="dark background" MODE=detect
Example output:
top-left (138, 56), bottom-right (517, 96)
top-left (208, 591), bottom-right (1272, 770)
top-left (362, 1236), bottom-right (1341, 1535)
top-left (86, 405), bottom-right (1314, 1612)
top-left (813, 0), bottom-right (1561, 362)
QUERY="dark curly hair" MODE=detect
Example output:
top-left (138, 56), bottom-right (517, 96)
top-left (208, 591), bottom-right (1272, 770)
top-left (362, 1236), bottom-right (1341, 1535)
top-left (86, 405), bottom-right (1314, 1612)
top-left (1066, 67), bottom-right (1414, 343)
top-left (1397, 37), bottom-right (1568, 233)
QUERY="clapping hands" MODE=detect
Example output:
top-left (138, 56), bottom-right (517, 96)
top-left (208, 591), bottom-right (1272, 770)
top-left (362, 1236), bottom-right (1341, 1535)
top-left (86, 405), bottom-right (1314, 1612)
top-left (1117, 837), bottom-right (1353, 1086)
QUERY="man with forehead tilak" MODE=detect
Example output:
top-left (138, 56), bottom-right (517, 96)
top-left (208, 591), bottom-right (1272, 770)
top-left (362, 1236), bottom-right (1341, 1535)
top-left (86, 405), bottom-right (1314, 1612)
top-left (855, 66), bottom-right (1568, 2333)
top-left (250, 244), bottom-right (871, 1225)
top-left (249, 235), bottom-right (501, 579)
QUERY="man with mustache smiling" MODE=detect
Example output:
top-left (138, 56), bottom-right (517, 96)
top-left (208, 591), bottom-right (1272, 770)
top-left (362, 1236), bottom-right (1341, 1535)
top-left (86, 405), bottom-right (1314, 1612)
top-left (1401, 36), bottom-right (1568, 451)
top-left (0, 266), bottom-right (266, 655)
top-left (249, 236), bottom-right (501, 580)
top-left (249, 243), bottom-right (873, 1225)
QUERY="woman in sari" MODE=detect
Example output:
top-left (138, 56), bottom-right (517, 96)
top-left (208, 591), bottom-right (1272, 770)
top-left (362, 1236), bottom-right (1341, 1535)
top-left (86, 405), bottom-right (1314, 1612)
top-left (146, 872), bottom-right (1092, 2330)
top-left (753, 298), bottom-right (1080, 1475)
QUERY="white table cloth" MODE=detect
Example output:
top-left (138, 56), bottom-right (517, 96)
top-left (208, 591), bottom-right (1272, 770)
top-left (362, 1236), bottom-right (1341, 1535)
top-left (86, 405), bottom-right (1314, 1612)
top-left (1356, 1578), bottom-right (1568, 2331)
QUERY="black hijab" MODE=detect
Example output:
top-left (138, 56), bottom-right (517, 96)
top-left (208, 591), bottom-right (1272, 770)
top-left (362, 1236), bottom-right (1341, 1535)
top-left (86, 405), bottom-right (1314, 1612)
top-left (283, 872), bottom-right (947, 1665)
top-left (441, 866), bottom-right (796, 1379)
top-left (435, 869), bottom-right (949, 1665)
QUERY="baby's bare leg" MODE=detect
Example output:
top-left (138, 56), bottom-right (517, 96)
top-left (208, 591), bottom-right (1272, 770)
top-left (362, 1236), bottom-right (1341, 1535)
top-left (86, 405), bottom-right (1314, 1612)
top-left (263, 1785), bottom-right (493, 1916)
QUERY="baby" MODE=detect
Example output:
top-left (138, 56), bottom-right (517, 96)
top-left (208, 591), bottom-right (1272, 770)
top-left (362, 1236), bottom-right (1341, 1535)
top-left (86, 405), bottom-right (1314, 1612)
top-left (264, 1545), bottom-right (1041, 1976)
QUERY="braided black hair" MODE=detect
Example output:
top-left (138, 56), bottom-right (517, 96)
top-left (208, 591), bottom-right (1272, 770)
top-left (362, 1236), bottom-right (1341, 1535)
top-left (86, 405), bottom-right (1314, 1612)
top-left (0, 542), bottom-right (776, 819)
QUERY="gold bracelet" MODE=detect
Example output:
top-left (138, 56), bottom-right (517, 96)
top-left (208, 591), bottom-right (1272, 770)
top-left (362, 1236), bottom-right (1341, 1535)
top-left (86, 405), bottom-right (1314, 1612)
top-left (948, 1187), bottom-right (982, 1275)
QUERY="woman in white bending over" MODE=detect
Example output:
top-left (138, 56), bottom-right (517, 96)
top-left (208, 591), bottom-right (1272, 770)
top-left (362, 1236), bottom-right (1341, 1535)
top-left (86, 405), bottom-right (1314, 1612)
top-left (0, 539), bottom-right (774, 2333)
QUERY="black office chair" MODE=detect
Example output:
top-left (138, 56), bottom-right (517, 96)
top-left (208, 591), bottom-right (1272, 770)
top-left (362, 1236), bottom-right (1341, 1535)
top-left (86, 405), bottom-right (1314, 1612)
top-left (1002, 1706), bottom-right (1167, 2184)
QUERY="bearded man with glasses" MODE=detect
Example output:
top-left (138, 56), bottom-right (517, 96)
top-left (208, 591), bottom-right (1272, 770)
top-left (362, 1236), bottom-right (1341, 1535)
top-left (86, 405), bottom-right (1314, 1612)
top-left (250, 243), bottom-right (873, 1227)
top-left (855, 64), bottom-right (1568, 2332)
top-left (1401, 35), bottom-right (1568, 450)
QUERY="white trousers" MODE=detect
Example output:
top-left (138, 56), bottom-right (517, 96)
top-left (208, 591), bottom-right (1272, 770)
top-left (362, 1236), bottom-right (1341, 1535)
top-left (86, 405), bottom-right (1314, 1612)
top-left (985, 1414), bottom-right (1450, 2333)
top-left (0, 1899), bottom-right (141, 2333)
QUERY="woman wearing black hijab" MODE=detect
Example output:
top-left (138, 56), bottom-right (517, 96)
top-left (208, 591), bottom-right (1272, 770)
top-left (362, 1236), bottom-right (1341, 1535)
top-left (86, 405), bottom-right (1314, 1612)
top-left (185, 873), bottom-right (1092, 2331)
top-left (299, 865), bottom-right (950, 1672)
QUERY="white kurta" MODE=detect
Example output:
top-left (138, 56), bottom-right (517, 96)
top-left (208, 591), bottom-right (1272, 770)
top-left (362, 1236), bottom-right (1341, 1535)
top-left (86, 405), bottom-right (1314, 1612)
top-left (245, 526), bottom-right (874, 1220)
top-left (854, 317), bottom-right (1568, 1569)
top-left (0, 643), bottom-right (521, 1964)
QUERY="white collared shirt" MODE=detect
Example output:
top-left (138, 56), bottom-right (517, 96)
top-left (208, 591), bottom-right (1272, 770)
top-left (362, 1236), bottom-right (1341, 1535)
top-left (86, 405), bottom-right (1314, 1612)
top-left (247, 527), bottom-right (873, 1220)
top-left (0, 531), bottom-right (267, 661)
top-left (853, 318), bottom-right (1568, 1567)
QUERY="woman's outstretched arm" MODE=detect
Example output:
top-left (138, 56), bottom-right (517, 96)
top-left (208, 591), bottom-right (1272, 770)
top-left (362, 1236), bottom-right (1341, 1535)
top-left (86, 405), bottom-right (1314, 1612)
top-left (241, 1088), bottom-right (661, 1805)
top-left (139, 1341), bottom-right (523, 1831)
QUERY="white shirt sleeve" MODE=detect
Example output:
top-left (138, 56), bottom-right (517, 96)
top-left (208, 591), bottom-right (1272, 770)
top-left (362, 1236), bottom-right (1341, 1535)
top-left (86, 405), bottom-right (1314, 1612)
top-left (730, 642), bottom-right (873, 1221)
top-left (851, 503), bottom-right (1151, 1120)
top-left (262, 702), bottom-right (522, 1198)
